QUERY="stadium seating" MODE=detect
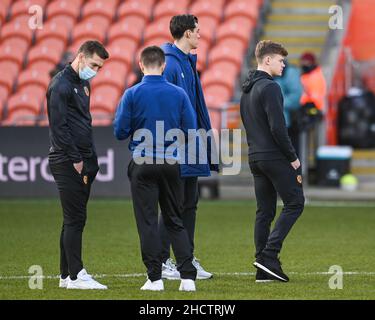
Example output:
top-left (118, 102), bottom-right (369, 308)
top-left (190, 0), bottom-right (224, 22)
top-left (0, 38), bottom-right (28, 69)
top-left (0, 60), bottom-right (19, 94)
top-left (10, 0), bottom-right (48, 20)
top-left (91, 60), bottom-right (128, 96)
top-left (35, 20), bottom-right (71, 45)
top-left (6, 91), bottom-right (42, 118)
top-left (81, 0), bottom-right (118, 24)
top-left (91, 84), bottom-right (120, 114)
top-left (224, 0), bottom-right (259, 22)
top-left (46, 0), bottom-right (82, 28)
top-left (107, 38), bottom-right (138, 69)
top-left (117, 0), bottom-right (155, 22)
top-left (1, 14), bottom-right (33, 45)
top-left (108, 16), bottom-right (146, 44)
top-left (153, 0), bottom-right (189, 21)
top-left (0, 0), bottom-right (262, 127)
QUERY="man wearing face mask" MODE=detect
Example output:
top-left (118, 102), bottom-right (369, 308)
top-left (47, 40), bottom-right (109, 290)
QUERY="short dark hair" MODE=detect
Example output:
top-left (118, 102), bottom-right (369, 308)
top-left (140, 46), bottom-right (165, 68)
top-left (170, 14), bottom-right (198, 40)
top-left (255, 40), bottom-right (288, 63)
top-left (78, 40), bottom-right (109, 60)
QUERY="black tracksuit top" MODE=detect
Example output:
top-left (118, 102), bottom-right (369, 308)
top-left (46, 64), bottom-right (95, 164)
top-left (240, 70), bottom-right (297, 162)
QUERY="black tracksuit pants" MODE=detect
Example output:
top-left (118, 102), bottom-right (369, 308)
top-left (158, 177), bottom-right (198, 263)
top-left (128, 161), bottom-right (197, 282)
top-left (49, 155), bottom-right (99, 280)
top-left (249, 159), bottom-right (305, 259)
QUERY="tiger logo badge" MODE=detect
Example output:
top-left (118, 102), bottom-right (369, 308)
top-left (297, 175), bottom-right (303, 184)
top-left (84, 86), bottom-right (90, 96)
top-left (83, 175), bottom-right (88, 185)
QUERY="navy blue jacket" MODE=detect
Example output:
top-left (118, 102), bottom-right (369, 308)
top-left (161, 43), bottom-right (219, 177)
top-left (114, 75), bottom-right (197, 171)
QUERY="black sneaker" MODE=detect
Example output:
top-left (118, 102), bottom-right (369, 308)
top-left (255, 269), bottom-right (274, 283)
top-left (253, 255), bottom-right (289, 282)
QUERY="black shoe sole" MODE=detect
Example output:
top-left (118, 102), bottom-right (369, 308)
top-left (253, 262), bottom-right (289, 282)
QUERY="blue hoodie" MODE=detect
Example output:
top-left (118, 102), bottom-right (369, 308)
top-left (161, 43), bottom-right (219, 177)
top-left (113, 75), bottom-right (197, 167)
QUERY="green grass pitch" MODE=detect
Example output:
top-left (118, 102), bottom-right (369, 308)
top-left (0, 199), bottom-right (374, 300)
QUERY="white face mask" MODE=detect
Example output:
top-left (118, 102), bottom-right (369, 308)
top-left (79, 65), bottom-right (97, 80)
top-left (78, 57), bottom-right (97, 80)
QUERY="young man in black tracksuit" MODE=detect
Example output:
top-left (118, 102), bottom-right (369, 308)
top-left (47, 41), bottom-right (109, 290)
top-left (240, 40), bottom-right (305, 282)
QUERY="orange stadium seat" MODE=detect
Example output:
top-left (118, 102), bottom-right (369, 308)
top-left (117, 0), bottom-right (155, 22)
top-left (0, 38), bottom-right (29, 67)
top-left (196, 16), bottom-right (218, 44)
top-left (0, 60), bottom-right (20, 93)
top-left (35, 20), bottom-right (71, 45)
top-left (34, 37), bottom-right (66, 56)
top-left (91, 61), bottom-right (128, 95)
top-left (126, 72), bottom-right (138, 88)
top-left (204, 84), bottom-right (232, 109)
top-left (68, 38), bottom-right (99, 54)
top-left (26, 60), bottom-right (55, 75)
top-left (72, 16), bottom-right (110, 44)
top-left (201, 65), bottom-right (237, 93)
top-left (193, 38), bottom-right (210, 72)
top-left (143, 17), bottom-right (172, 45)
top-left (143, 36), bottom-right (171, 48)
top-left (208, 109), bottom-right (222, 131)
top-left (27, 44), bottom-right (62, 66)
top-left (153, 0), bottom-right (189, 21)
top-left (1, 14), bottom-right (33, 44)
top-left (108, 16), bottom-right (146, 44)
top-left (81, 0), bottom-right (118, 25)
top-left (91, 84), bottom-right (120, 114)
top-left (216, 16), bottom-right (254, 47)
top-left (224, 0), bottom-right (259, 22)
top-left (9, 0), bottom-right (47, 20)
top-left (189, 0), bottom-right (224, 22)
top-left (16, 84), bottom-right (46, 102)
top-left (107, 39), bottom-right (138, 69)
top-left (214, 60), bottom-right (239, 76)
top-left (208, 40), bottom-right (245, 69)
top-left (48, 14), bottom-right (76, 30)
top-left (17, 68), bottom-right (50, 94)
top-left (1, 109), bottom-right (39, 126)
top-left (6, 92), bottom-right (42, 117)
top-left (46, 0), bottom-right (82, 21)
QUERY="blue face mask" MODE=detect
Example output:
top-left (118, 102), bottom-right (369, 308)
top-left (79, 65), bottom-right (97, 81)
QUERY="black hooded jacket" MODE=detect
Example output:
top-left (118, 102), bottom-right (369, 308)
top-left (240, 70), bottom-right (297, 162)
top-left (46, 64), bottom-right (95, 164)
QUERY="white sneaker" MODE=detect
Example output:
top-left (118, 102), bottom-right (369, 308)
top-left (66, 269), bottom-right (107, 290)
top-left (162, 258), bottom-right (181, 280)
top-left (179, 279), bottom-right (196, 292)
top-left (193, 257), bottom-right (213, 280)
top-left (59, 276), bottom-right (70, 288)
top-left (140, 279), bottom-right (164, 291)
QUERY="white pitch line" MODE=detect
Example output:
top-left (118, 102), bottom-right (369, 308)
top-left (1, 271), bottom-right (375, 281)
top-left (304, 201), bottom-right (375, 208)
